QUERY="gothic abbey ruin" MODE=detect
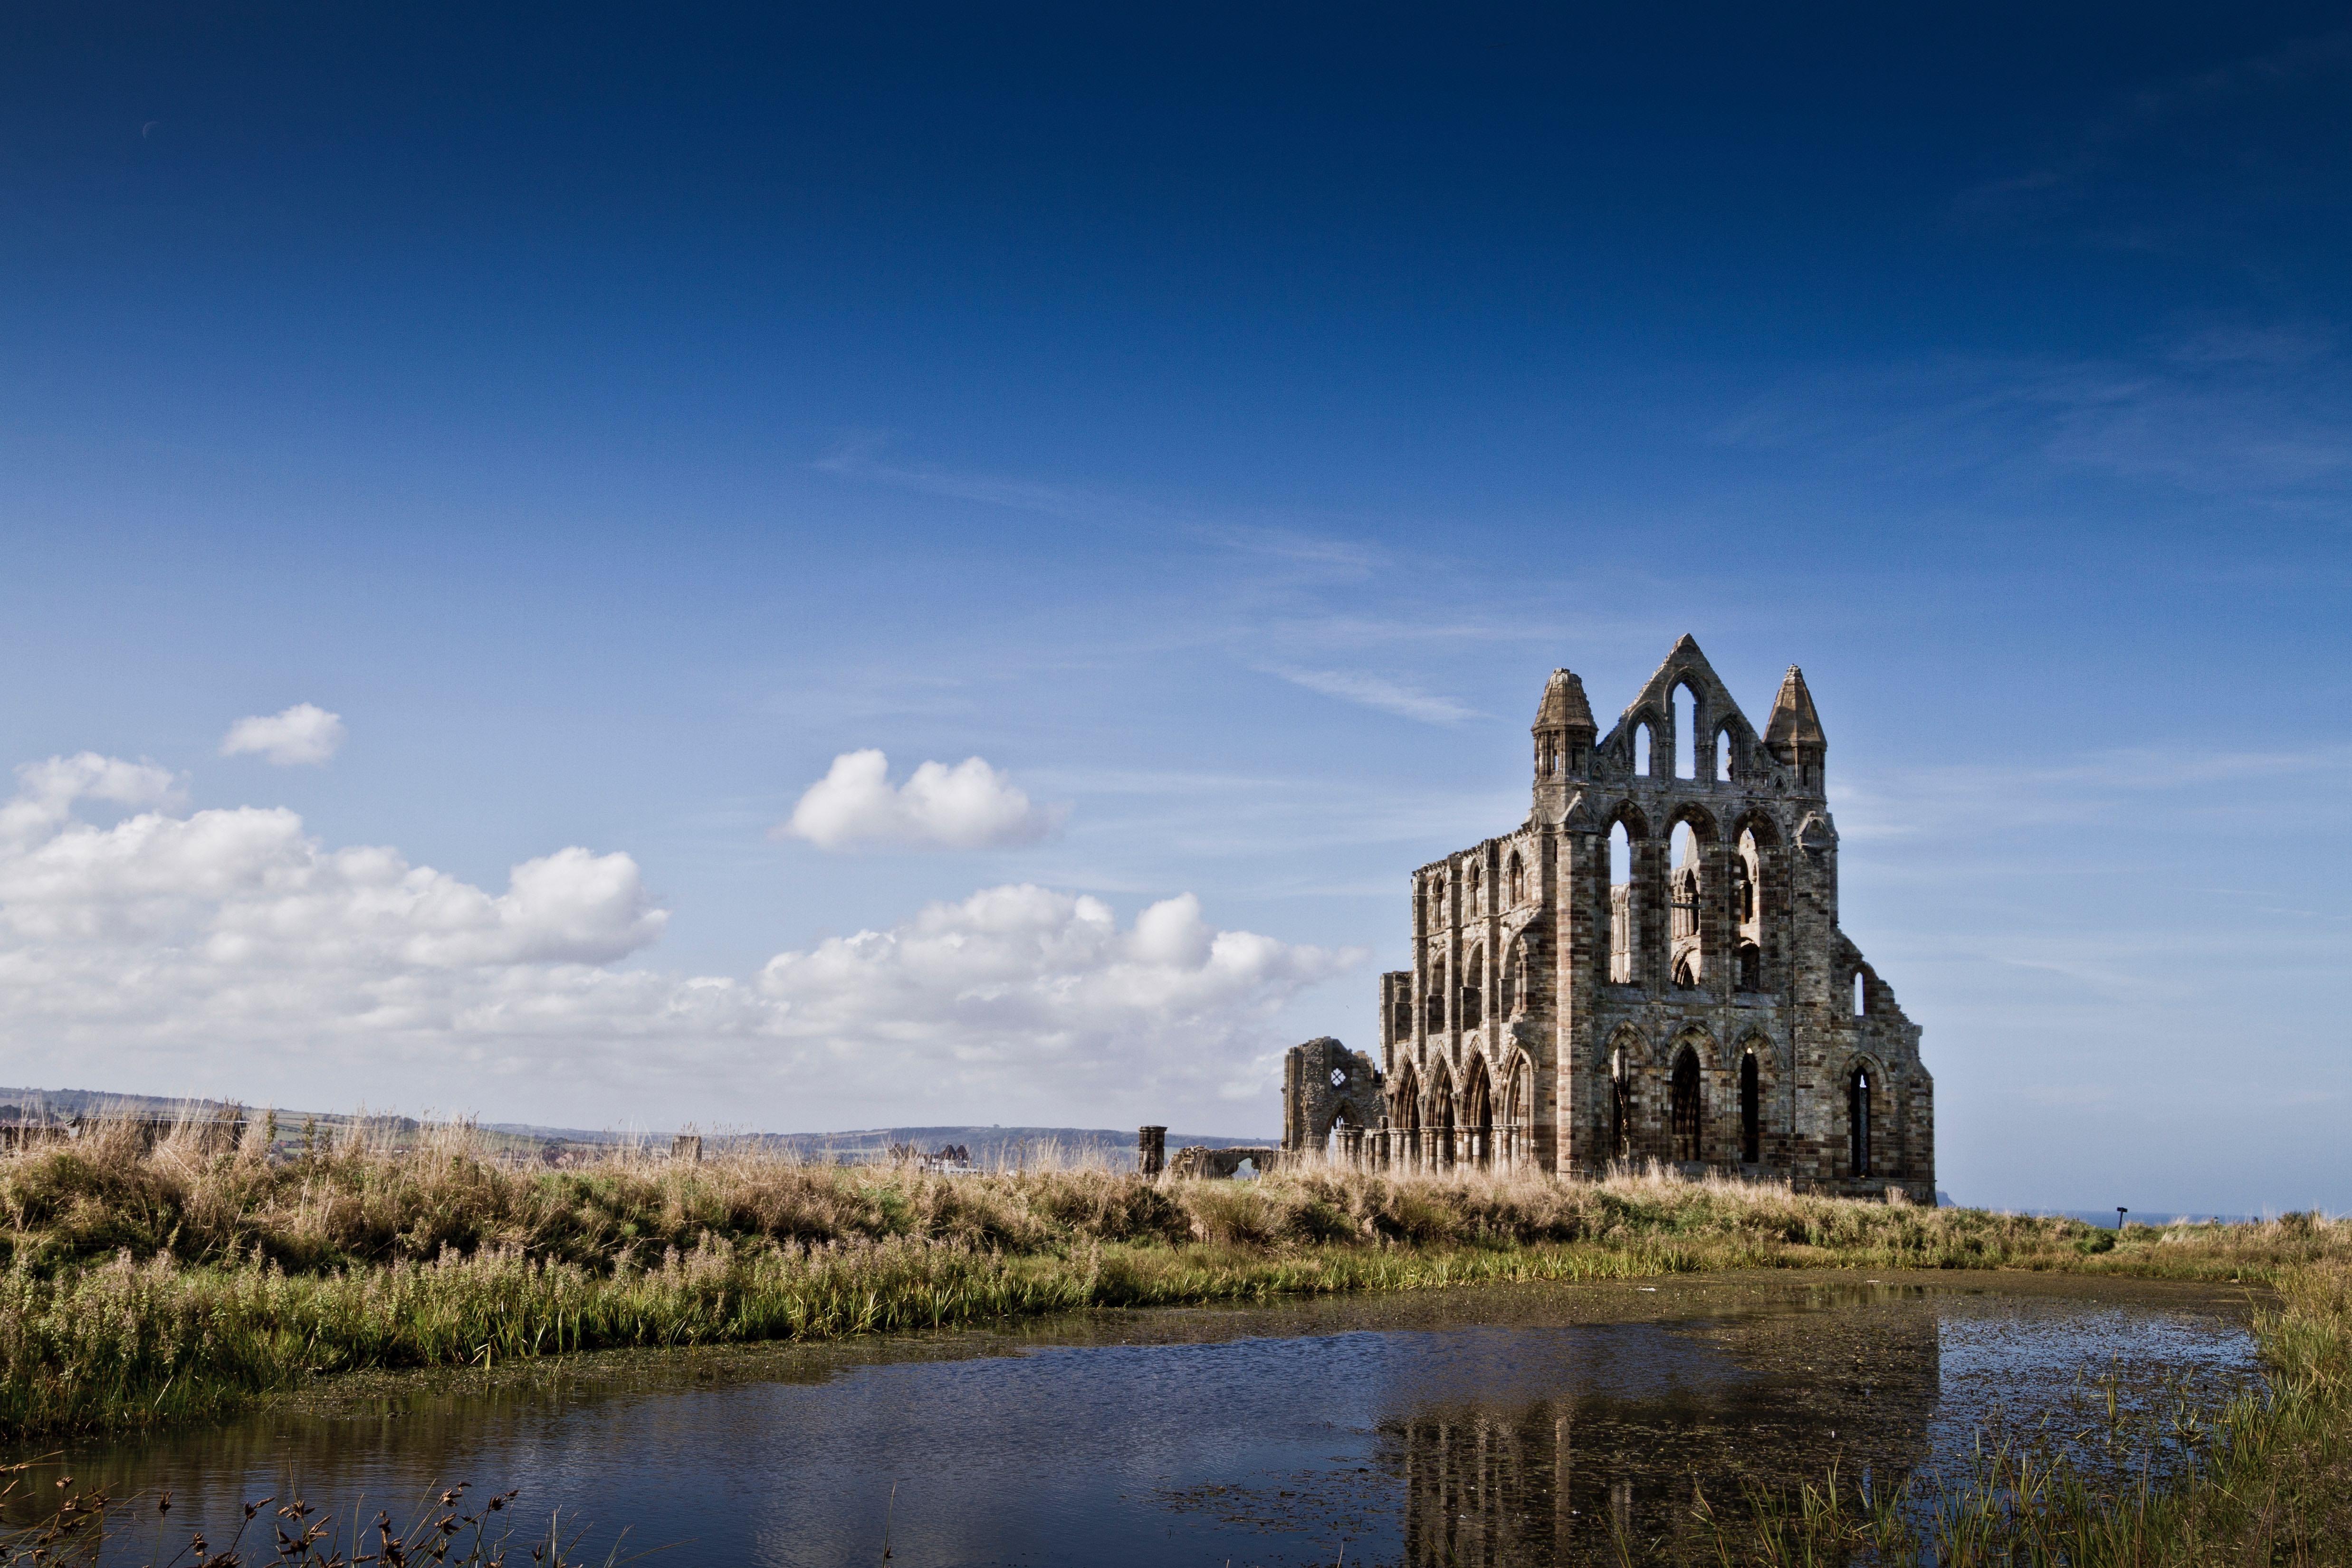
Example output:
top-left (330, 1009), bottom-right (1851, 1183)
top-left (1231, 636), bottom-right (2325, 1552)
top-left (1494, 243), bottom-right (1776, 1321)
top-left (1274, 636), bottom-right (1934, 1200)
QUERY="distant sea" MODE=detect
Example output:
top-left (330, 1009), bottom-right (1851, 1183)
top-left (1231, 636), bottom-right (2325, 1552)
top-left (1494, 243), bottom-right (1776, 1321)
top-left (2042, 1209), bottom-right (2259, 1227)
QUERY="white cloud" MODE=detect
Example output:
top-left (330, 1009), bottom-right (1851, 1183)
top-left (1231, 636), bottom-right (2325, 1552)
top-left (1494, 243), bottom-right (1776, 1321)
top-left (0, 753), bottom-right (182, 842)
top-left (1262, 665), bottom-right (1481, 725)
top-left (220, 704), bottom-right (346, 766)
top-left (0, 755), bottom-right (1353, 1129)
top-left (779, 749), bottom-right (1065, 851)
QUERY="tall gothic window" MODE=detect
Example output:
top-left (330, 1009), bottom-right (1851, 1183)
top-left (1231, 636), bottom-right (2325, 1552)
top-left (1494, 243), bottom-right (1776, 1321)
top-left (1671, 1047), bottom-right (1702, 1161)
top-left (1610, 1050), bottom-right (1631, 1162)
top-left (1740, 1052), bottom-right (1761, 1164)
top-left (1849, 1065), bottom-right (1874, 1177)
top-left (1673, 681), bottom-right (1702, 780)
top-left (1608, 822), bottom-right (1634, 984)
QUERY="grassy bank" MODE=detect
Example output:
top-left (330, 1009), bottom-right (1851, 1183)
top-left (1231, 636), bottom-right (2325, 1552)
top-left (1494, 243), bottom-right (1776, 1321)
top-left (1, 1124), bottom-right (2349, 1562)
top-left (0, 1121), bottom-right (2342, 1445)
top-left (1700, 1256), bottom-right (2352, 1565)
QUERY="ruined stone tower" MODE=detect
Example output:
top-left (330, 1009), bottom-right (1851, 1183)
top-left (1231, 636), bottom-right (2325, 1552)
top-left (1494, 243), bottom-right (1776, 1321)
top-left (1359, 637), bottom-right (1932, 1199)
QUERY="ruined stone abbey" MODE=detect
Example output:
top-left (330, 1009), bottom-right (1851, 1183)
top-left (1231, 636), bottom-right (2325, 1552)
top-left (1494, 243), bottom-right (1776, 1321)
top-left (1274, 636), bottom-right (1934, 1200)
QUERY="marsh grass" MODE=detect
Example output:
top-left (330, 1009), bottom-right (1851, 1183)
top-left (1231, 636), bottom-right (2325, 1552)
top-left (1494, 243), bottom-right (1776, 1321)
top-left (1686, 1258), bottom-right (2352, 1565)
top-left (0, 1120), bottom-right (2344, 1447)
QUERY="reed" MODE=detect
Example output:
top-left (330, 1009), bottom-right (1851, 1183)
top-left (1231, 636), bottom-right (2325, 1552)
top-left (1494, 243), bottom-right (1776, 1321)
top-left (1694, 1257), bottom-right (2352, 1564)
top-left (0, 1119), bottom-right (2341, 1443)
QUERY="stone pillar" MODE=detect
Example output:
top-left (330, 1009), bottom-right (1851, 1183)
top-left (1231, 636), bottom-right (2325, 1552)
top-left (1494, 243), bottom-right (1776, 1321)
top-left (1138, 1125), bottom-right (1166, 1178)
top-left (670, 1133), bottom-right (703, 1164)
top-left (1338, 1126), bottom-right (1364, 1168)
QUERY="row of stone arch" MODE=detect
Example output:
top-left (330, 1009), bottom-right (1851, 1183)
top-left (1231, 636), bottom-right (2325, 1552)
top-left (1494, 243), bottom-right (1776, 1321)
top-left (1353, 1026), bottom-right (1899, 1180)
top-left (1606, 675), bottom-right (1759, 786)
top-left (1417, 935), bottom-right (1544, 1037)
top-left (1372, 1049), bottom-right (1540, 1171)
top-left (1603, 1023), bottom-right (1897, 1179)
top-left (1599, 798), bottom-right (1786, 996)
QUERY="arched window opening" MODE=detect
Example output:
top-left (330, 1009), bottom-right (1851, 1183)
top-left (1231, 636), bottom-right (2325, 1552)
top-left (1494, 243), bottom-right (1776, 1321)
top-left (1609, 1048), bottom-right (1632, 1162)
top-left (1849, 1066), bottom-right (1873, 1177)
top-left (1740, 1052), bottom-right (1761, 1164)
top-left (1670, 1047), bottom-right (1702, 1161)
top-left (1393, 1068), bottom-right (1422, 1168)
top-left (1669, 823), bottom-right (1702, 988)
top-left (1391, 995), bottom-right (1413, 1041)
top-left (1634, 723), bottom-right (1652, 777)
top-left (1325, 1106), bottom-right (1358, 1162)
top-left (1463, 1064), bottom-right (1493, 1169)
top-left (1500, 943), bottom-right (1519, 1015)
top-left (1504, 1057), bottom-right (1533, 1170)
top-left (1431, 1077), bottom-right (1457, 1171)
top-left (1716, 730), bottom-right (1734, 782)
top-left (1735, 826), bottom-right (1767, 988)
top-left (1508, 851), bottom-right (1524, 906)
top-left (1425, 957), bottom-right (1449, 1035)
top-left (1608, 822), bottom-right (1635, 984)
top-left (1467, 862), bottom-right (1482, 913)
top-left (1460, 947), bottom-right (1484, 1031)
top-left (1853, 971), bottom-right (1866, 1017)
top-left (1673, 683), bottom-right (1701, 780)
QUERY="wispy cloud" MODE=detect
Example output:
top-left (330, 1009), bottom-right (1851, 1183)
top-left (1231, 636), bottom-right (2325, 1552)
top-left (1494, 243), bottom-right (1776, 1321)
top-left (1260, 665), bottom-right (1482, 725)
top-left (812, 439), bottom-right (1131, 522)
top-left (1953, 30), bottom-right (2352, 227)
top-left (1834, 741), bottom-right (2352, 843)
top-left (1714, 330), bottom-right (2352, 501)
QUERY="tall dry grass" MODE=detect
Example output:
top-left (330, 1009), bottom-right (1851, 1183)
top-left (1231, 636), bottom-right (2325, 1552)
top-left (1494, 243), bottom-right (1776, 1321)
top-left (0, 1118), bottom-right (2343, 1443)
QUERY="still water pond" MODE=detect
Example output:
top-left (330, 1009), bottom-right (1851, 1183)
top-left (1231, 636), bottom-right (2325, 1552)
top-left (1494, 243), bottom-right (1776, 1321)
top-left (20, 1272), bottom-right (2257, 1567)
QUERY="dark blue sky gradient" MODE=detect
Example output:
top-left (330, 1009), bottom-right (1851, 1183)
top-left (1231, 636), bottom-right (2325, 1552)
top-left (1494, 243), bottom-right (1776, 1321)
top-left (0, 4), bottom-right (2346, 1207)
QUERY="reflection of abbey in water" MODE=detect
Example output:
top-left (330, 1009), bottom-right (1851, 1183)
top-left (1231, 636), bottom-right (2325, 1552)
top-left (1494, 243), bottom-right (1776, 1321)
top-left (1281, 637), bottom-right (1934, 1200)
top-left (1384, 1300), bottom-right (1943, 1566)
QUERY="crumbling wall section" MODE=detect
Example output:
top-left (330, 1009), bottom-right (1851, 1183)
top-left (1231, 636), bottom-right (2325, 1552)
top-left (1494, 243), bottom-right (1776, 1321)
top-left (1281, 1036), bottom-right (1384, 1157)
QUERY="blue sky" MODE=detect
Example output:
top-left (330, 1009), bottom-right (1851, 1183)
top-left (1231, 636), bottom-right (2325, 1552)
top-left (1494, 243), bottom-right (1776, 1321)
top-left (0, 3), bottom-right (2345, 1211)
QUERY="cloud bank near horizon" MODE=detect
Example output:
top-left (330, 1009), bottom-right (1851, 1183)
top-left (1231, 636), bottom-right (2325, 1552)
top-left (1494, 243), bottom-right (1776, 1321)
top-left (0, 752), bottom-right (1353, 1128)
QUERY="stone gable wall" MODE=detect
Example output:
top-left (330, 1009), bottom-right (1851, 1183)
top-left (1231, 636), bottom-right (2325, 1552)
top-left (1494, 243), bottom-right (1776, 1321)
top-left (1342, 639), bottom-right (1934, 1201)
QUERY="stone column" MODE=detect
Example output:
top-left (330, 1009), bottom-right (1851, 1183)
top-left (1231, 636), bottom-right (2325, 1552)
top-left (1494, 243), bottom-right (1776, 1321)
top-left (1138, 1125), bottom-right (1166, 1178)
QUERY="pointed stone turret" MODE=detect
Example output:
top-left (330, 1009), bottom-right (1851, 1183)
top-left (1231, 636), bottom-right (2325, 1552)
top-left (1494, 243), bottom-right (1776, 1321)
top-left (1531, 668), bottom-right (1597, 815)
top-left (1763, 665), bottom-right (1827, 792)
top-left (1534, 667), bottom-right (1596, 734)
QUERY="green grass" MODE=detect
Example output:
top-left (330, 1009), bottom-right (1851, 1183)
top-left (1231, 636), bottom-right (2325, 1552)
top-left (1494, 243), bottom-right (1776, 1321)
top-left (0, 1122), bottom-right (2348, 1559)
top-left (0, 1121), bottom-right (2338, 1442)
top-left (1695, 1257), bottom-right (2352, 1564)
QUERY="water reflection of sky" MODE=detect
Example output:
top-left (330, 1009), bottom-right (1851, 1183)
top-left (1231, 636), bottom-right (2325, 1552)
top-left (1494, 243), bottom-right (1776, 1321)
top-left (14, 1273), bottom-right (2256, 1568)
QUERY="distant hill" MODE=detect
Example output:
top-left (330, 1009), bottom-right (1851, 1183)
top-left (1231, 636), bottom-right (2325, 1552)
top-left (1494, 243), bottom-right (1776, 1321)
top-left (0, 1087), bottom-right (1262, 1168)
top-left (694, 1126), bottom-right (1268, 1169)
